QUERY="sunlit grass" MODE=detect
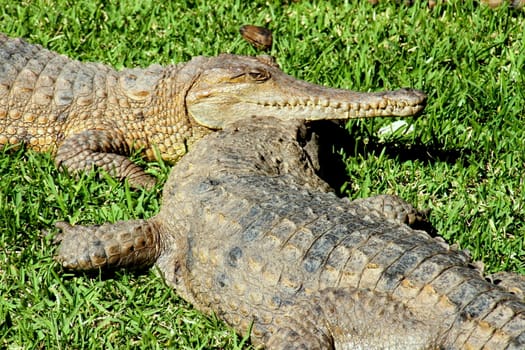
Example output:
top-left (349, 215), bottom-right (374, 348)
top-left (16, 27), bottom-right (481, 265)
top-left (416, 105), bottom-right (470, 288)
top-left (1, 0), bottom-right (524, 348)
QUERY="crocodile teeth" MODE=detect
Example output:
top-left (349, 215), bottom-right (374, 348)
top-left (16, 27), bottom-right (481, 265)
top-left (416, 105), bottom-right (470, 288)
top-left (360, 103), bottom-right (370, 111)
top-left (338, 102), bottom-right (348, 111)
top-left (256, 97), bottom-right (421, 116)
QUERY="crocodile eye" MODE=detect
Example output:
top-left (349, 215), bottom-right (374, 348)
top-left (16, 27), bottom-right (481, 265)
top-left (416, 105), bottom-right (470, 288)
top-left (247, 69), bottom-right (270, 82)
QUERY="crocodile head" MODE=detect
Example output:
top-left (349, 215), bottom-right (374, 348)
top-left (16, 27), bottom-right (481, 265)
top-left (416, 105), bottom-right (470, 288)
top-left (184, 54), bottom-right (426, 129)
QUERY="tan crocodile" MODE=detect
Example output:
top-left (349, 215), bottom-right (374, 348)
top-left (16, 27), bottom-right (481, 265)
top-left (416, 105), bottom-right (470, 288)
top-left (56, 116), bottom-right (525, 349)
top-left (0, 33), bottom-right (425, 188)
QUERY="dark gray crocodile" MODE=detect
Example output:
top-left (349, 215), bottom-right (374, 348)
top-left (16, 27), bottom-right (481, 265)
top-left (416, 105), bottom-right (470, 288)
top-left (56, 116), bottom-right (525, 349)
top-left (0, 33), bottom-right (425, 188)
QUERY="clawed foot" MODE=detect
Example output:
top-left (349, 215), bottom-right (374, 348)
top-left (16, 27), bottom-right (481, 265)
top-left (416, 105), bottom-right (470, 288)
top-left (487, 271), bottom-right (525, 301)
top-left (350, 194), bottom-right (430, 227)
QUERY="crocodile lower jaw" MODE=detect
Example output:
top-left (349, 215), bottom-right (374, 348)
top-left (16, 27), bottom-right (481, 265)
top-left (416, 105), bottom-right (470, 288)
top-left (255, 101), bottom-right (426, 118)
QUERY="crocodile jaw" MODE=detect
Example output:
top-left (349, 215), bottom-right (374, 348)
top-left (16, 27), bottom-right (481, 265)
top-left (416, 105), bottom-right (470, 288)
top-left (188, 88), bottom-right (427, 128)
top-left (184, 54), bottom-right (426, 129)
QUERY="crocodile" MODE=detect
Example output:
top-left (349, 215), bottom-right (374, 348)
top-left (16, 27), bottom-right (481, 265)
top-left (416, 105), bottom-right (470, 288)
top-left (56, 116), bottom-right (525, 349)
top-left (0, 33), bottom-right (425, 188)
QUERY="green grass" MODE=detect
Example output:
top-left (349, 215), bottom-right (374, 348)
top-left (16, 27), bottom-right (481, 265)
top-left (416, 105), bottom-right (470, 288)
top-left (1, 0), bottom-right (524, 348)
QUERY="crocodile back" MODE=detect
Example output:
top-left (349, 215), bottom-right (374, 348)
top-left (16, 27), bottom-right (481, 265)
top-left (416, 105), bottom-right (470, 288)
top-left (0, 33), bottom-right (194, 160)
top-left (0, 34), bottom-right (117, 151)
top-left (160, 116), bottom-right (525, 348)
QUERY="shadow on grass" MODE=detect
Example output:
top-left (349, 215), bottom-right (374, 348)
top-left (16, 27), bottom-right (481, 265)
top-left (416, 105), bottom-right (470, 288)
top-left (307, 120), bottom-right (471, 195)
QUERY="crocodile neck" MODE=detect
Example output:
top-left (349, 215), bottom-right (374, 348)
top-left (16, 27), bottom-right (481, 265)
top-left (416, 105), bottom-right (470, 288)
top-left (120, 61), bottom-right (211, 162)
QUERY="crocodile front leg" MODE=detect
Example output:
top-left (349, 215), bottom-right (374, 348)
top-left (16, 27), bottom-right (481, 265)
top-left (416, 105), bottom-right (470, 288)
top-left (55, 219), bottom-right (162, 270)
top-left (56, 129), bottom-right (156, 189)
